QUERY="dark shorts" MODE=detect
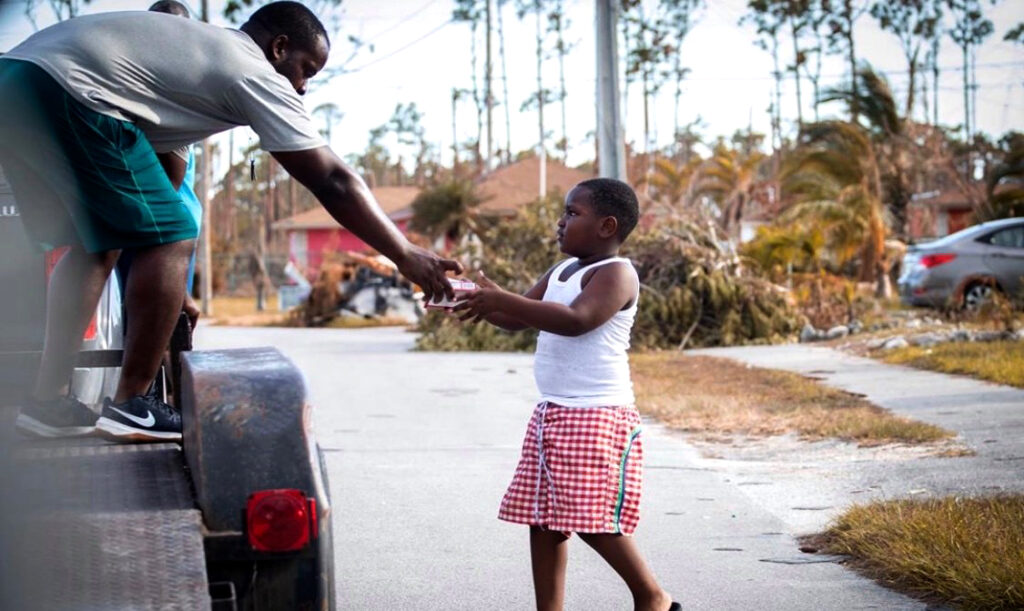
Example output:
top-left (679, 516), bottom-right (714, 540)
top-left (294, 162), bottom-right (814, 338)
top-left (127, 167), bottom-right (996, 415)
top-left (0, 58), bottom-right (197, 253)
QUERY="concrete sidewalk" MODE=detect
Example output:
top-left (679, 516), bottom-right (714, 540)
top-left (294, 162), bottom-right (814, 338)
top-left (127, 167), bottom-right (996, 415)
top-left (198, 327), bottom-right (959, 610)
top-left (690, 345), bottom-right (1024, 535)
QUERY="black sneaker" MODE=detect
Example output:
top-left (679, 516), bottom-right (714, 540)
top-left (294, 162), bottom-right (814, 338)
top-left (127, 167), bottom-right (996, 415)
top-left (15, 395), bottom-right (98, 438)
top-left (95, 395), bottom-right (182, 442)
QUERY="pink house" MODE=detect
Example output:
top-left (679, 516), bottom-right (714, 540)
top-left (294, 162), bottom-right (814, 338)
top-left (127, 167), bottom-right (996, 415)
top-left (272, 186), bottom-right (420, 279)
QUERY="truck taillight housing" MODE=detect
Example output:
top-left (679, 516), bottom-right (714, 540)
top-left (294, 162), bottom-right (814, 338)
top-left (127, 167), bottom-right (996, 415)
top-left (246, 489), bottom-right (316, 552)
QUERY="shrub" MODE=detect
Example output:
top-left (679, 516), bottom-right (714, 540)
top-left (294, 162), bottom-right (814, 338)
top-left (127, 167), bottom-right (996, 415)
top-left (415, 199), bottom-right (801, 351)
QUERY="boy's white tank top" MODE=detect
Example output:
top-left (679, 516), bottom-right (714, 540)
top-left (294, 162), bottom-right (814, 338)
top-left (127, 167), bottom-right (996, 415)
top-left (534, 257), bottom-right (639, 407)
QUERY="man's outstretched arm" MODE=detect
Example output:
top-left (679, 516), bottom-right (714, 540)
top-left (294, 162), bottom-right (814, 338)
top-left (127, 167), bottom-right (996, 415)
top-left (272, 146), bottom-right (462, 300)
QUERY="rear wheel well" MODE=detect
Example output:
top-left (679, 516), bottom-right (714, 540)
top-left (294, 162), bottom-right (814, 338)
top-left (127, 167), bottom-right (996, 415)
top-left (960, 277), bottom-right (1002, 308)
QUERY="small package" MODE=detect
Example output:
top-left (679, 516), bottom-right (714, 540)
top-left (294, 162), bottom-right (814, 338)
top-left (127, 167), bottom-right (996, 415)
top-left (425, 279), bottom-right (477, 310)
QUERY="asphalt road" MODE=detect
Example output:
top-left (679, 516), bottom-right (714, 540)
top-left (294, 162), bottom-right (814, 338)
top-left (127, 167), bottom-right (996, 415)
top-left (196, 325), bottom-right (932, 611)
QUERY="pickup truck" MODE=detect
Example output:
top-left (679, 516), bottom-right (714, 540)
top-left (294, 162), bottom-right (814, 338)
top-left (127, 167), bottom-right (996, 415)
top-left (0, 166), bottom-right (335, 610)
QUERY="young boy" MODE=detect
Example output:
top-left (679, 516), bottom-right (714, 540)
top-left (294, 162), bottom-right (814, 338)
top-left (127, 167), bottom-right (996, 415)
top-left (455, 178), bottom-right (680, 611)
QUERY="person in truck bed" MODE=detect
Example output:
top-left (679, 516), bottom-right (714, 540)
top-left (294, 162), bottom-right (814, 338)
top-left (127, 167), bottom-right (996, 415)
top-left (0, 1), bottom-right (461, 441)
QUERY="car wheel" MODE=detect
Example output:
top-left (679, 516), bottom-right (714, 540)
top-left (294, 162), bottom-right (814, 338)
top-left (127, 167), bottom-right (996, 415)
top-left (962, 282), bottom-right (993, 310)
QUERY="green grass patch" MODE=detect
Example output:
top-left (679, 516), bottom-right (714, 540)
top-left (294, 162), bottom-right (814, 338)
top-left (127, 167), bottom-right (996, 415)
top-left (880, 341), bottom-right (1024, 388)
top-left (632, 353), bottom-right (957, 446)
top-left (820, 495), bottom-right (1024, 610)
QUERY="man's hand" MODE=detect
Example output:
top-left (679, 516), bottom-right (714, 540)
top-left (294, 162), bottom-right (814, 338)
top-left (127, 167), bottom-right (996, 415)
top-left (182, 293), bottom-right (200, 331)
top-left (394, 244), bottom-right (463, 303)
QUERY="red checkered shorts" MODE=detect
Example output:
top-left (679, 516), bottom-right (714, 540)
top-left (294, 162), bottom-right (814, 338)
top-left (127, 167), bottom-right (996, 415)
top-left (498, 402), bottom-right (643, 535)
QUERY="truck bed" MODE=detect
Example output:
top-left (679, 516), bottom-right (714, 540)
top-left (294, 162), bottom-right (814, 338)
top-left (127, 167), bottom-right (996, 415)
top-left (1, 425), bottom-right (213, 610)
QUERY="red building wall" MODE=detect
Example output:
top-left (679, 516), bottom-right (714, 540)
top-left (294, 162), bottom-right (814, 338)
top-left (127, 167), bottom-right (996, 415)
top-left (292, 219), bottom-right (410, 279)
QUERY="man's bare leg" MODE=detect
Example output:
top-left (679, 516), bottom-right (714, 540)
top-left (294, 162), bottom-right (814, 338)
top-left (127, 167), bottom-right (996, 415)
top-left (33, 246), bottom-right (120, 401)
top-left (114, 239), bottom-right (193, 402)
top-left (577, 533), bottom-right (673, 611)
top-left (530, 526), bottom-right (570, 611)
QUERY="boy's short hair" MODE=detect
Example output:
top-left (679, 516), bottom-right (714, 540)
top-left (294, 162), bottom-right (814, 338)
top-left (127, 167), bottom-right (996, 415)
top-left (576, 178), bottom-right (639, 242)
top-left (247, 1), bottom-right (330, 51)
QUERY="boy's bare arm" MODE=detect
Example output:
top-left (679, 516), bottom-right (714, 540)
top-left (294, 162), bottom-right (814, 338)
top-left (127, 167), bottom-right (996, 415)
top-left (475, 268), bottom-right (554, 331)
top-left (459, 263), bottom-right (635, 337)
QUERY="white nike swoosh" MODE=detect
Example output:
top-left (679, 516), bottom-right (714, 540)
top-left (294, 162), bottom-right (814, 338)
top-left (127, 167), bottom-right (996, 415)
top-left (110, 406), bottom-right (156, 428)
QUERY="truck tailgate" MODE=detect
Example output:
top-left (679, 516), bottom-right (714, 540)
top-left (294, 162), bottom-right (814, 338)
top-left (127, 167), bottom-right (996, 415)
top-left (1, 439), bottom-right (212, 610)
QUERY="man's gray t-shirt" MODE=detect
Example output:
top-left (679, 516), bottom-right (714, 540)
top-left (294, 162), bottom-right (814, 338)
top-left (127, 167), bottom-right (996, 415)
top-left (4, 11), bottom-right (325, 157)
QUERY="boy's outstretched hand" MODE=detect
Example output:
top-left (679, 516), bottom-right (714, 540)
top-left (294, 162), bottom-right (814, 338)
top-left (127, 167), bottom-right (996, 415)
top-left (455, 271), bottom-right (505, 323)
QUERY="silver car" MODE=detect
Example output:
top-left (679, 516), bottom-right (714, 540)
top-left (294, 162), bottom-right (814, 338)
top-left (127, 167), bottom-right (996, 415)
top-left (899, 217), bottom-right (1024, 308)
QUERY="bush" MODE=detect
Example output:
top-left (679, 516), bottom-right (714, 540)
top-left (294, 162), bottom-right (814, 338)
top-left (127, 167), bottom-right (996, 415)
top-left (415, 199), bottom-right (801, 351)
top-left (415, 312), bottom-right (538, 351)
top-left (626, 220), bottom-right (801, 348)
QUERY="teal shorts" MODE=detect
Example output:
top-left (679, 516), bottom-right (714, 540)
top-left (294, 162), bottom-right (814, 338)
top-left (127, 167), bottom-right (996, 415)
top-left (0, 58), bottom-right (198, 253)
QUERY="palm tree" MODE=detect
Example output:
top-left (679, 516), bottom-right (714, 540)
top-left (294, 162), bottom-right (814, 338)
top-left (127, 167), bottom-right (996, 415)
top-left (646, 157), bottom-right (701, 214)
top-left (661, 0), bottom-right (704, 148)
top-left (408, 180), bottom-right (482, 245)
top-left (742, 223), bottom-right (827, 276)
top-left (977, 132), bottom-right (1024, 221)
top-left (694, 140), bottom-right (766, 237)
top-left (820, 65), bottom-right (913, 239)
top-left (946, 0), bottom-right (994, 144)
top-left (453, 0), bottom-right (486, 173)
top-left (780, 120), bottom-right (891, 296)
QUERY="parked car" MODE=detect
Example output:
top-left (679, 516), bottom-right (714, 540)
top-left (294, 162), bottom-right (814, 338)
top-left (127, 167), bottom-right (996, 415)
top-left (899, 217), bottom-right (1024, 308)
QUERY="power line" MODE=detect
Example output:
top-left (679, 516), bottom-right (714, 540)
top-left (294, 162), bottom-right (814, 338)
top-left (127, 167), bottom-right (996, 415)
top-left (674, 61), bottom-right (1024, 83)
top-left (359, 0), bottom-right (439, 45)
top-left (344, 19), bottom-right (454, 73)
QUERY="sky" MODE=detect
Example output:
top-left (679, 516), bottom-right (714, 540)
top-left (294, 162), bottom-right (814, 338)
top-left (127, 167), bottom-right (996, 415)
top-left (1, 0), bottom-right (1022, 172)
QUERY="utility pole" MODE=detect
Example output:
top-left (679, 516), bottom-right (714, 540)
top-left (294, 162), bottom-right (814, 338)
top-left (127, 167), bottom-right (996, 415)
top-left (199, 0), bottom-right (213, 315)
top-left (536, 3), bottom-right (547, 197)
top-left (485, 0), bottom-right (494, 172)
top-left (595, 0), bottom-right (626, 181)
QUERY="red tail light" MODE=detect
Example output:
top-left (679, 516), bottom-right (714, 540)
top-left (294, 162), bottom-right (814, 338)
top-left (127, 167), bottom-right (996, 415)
top-left (45, 247), bottom-right (97, 340)
top-left (246, 489), bottom-right (315, 552)
top-left (919, 253), bottom-right (956, 268)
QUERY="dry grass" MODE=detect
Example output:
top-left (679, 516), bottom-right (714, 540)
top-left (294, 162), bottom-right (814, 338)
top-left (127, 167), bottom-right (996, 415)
top-left (631, 353), bottom-right (954, 445)
top-left (198, 296), bottom-right (288, 326)
top-left (819, 495), bottom-right (1024, 610)
top-left (880, 341), bottom-right (1024, 388)
top-left (200, 297), bottom-right (410, 328)
top-left (324, 315), bottom-right (412, 329)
